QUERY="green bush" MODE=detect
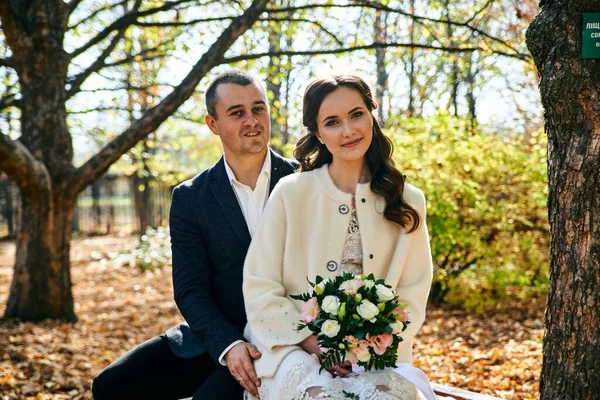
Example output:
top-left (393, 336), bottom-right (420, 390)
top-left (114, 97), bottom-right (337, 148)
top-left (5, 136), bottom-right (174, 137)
top-left (388, 114), bottom-right (548, 312)
top-left (113, 226), bottom-right (172, 271)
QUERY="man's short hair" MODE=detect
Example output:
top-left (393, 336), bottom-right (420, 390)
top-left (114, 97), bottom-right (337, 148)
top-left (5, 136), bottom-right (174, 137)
top-left (205, 70), bottom-right (258, 119)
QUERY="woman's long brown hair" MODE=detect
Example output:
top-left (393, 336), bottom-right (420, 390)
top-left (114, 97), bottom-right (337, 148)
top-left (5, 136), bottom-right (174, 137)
top-left (293, 75), bottom-right (420, 232)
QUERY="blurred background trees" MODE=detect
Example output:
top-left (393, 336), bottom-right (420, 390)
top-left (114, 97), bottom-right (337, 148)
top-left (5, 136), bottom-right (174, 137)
top-left (0, 0), bottom-right (545, 320)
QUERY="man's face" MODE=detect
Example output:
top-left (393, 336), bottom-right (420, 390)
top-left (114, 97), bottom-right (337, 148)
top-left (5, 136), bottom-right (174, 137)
top-left (205, 82), bottom-right (270, 158)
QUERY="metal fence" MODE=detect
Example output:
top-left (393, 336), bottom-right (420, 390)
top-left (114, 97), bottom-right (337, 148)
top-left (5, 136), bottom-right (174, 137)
top-left (0, 173), bottom-right (173, 239)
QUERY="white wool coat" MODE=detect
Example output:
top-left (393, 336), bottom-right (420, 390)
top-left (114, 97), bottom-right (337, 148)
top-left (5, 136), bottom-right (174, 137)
top-left (243, 164), bottom-right (433, 378)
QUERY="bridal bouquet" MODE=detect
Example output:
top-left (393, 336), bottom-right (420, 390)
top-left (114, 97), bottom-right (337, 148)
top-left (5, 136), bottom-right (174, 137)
top-left (290, 272), bottom-right (410, 371)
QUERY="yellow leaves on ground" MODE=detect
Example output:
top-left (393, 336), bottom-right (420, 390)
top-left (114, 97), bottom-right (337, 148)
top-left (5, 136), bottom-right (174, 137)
top-left (0, 236), bottom-right (543, 399)
top-left (414, 303), bottom-right (544, 399)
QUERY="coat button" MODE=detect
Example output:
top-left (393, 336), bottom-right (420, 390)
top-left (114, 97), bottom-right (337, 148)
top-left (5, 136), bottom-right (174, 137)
top-left (327, 261), bottom-right (338, 271)
top-left (369, 254), bottom-right (374, 259)
top-left (339, 204), bottom-right (349, 214)
top-left (361, 198), bottom-right (366, 203)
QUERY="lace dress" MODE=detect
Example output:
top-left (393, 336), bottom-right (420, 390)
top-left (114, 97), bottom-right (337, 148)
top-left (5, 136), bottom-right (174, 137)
top-left (246, 200), bottom-right (432, 400)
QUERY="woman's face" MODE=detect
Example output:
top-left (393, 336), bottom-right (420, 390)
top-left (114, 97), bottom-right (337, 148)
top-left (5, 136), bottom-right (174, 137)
top-left (315, 86), bottom-right (373, 165)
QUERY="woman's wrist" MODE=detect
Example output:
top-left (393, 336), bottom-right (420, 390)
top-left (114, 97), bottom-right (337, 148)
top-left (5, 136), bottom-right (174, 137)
top-left (299, 335), bottom-right (321, 355)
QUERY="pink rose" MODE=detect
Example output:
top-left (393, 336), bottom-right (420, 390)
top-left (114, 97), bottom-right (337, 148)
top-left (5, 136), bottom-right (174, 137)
top-left (348, 339), bottom-right (372, 363)
top-left (301, 297), bottom-right (321, 323)
top-left (369, 332), bottom-right (394, 355)
top-left (392, 305), bottom-right (409, 322)
top-left (398, 311), bottom-right (409, 323)
top-left (339, 279), bottom-right (364, 295)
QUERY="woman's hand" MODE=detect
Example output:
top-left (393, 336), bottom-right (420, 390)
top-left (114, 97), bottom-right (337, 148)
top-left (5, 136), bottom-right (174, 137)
top-left (323, 359), bottom-right (352, 377)
top-left (299, 335), bottom-right (352, 377)
top-left (299, 335), bottom-right (321, 355)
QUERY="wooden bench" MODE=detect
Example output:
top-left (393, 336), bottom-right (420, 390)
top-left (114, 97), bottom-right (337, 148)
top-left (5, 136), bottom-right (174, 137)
top-left (432, 383), bottom-right (502, 400)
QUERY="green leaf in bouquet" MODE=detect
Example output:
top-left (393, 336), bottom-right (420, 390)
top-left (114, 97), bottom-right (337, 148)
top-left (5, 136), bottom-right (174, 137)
top-left (354, 330), bottom-right (366, 340)
top-left (289, 293), bottom-right (312, 302)
top-left (318, 348), bottom-right (346, 374)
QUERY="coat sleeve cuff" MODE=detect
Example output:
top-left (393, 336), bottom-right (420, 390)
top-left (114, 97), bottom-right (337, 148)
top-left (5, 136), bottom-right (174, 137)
top-left (218, 340), bottom-right (245, 366)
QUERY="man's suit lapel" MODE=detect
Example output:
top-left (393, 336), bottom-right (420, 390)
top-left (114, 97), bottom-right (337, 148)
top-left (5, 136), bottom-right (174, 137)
top-left (210, 157), bottom-right (252, 249)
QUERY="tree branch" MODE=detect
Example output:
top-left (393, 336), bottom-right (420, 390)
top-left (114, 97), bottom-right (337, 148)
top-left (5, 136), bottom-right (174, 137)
top-left (260, 17), bottom-right (343, 46)
top-left (67, 0), bottom-right (143, 99)
top-left (69, 106), bottom-right (135, 115)
top-left (77, 83), bottom-right (176, 94)
top-left (266, 1), bottom-right (527, 59)
top-left (132, 16), bottom-right (236, 27)
top-left (465, 0), bottom-right (496, 25)
top-left (68, 0), bottom-right (128, 31)
top-left (221, 42), bottom-right (530, 63)
top-left (67, 31), bottom-right (127, 99)
top-left (67, 39), bottom-right (173, 94)
top-left (0, 132), bottom-right (51, 202)
top-left (69, 0), bottom-right (197, 58)
top-left (101, 52), bottom-right (168, 70)
top-left (72, 0), bottom-right (270, 194)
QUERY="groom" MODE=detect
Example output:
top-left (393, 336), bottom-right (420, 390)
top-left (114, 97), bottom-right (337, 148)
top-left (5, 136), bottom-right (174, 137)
top-left (92, 70), bottom-right (298, 399)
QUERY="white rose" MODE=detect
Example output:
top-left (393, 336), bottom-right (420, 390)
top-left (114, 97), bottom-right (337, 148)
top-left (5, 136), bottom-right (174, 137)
top-left (364, 280), bottom-right (375, 289)
top-left (321, 319), bottom-right (341, 338)
top-left (375, 284), bottom-right (395, 302)
top-left (322, 295), bottom-right (341, 316)
top-left (357, 300), bottom-right (379, 320)
top-left (354, 346), bottom-right (372, 362)
top-left (390, 320), bottom-right (404, 335)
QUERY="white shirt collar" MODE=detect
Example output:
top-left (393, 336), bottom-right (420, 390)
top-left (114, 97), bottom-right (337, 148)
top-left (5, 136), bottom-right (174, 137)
top-left (223, 149), bottom-right (271, 186)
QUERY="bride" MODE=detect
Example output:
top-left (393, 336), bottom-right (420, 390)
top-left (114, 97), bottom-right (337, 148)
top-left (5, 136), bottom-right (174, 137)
top-left (242, 74), bottom-right (436, 399)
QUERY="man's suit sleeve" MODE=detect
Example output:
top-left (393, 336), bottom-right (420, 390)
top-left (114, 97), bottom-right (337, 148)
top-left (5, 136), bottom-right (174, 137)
top-left (170, 185), bottom-right (245, 363)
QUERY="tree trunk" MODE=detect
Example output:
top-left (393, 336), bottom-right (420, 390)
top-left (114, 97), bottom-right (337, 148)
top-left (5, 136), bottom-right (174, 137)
top-left (91, 180), bottom-right (102, 231)
top-left (1, 1), bottom-right (77, 321)
top-left (526, 1), bottom-right (600, 398)
top-left (407, 0), bottom-right (416, 117)
top-left (444, 0), bottom-right (459, 117)
top-left (465, 53), bottom-right (478, 133)
top-left (5, 191), bottom-right (77, 321)
top-left (266, 25), bottom-right (285, 154)
top-left (133, 157), bottom-right (153, 234)
top-left (374, 7), bottom-right (388, 125)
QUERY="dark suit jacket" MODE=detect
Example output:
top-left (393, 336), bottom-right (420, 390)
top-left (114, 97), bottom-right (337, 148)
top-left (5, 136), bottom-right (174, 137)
top-left (165, 149), bottom-right (298, 362)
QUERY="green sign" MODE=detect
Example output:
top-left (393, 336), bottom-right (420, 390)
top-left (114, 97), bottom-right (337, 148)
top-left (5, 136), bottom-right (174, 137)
top-left (583, 13), bottom-right (600, 59)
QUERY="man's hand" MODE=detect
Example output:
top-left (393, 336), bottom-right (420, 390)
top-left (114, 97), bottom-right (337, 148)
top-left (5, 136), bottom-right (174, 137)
top-left (224, 342), bottom-right (262, 397)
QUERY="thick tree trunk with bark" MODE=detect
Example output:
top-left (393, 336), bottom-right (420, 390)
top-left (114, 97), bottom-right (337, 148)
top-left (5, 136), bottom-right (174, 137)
top-left (526, 1), bottom-right (600, 398)
top-left (1, 1), bottom-right (78, 321)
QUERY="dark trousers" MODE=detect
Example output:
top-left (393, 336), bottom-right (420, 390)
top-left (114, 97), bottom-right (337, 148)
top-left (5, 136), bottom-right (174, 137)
top-left (92, 334), bottom-right (243, 400)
